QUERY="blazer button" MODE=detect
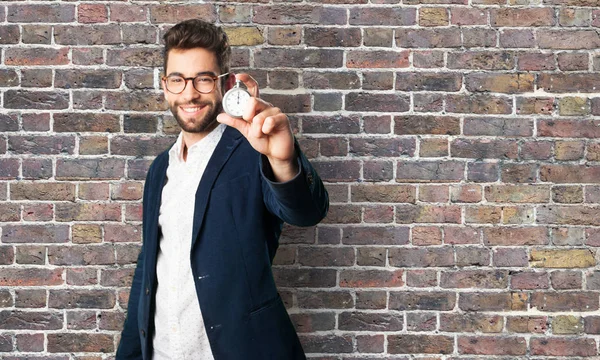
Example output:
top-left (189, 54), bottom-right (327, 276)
top-left (141, 330), bottom-right (146, 337)
top-left (145, 287), bottom-right (149, 295)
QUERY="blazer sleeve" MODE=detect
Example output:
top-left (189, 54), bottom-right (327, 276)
top-left (260, 139), bottom-right (329, 227)
top-left (116, 160), bottom-right (156, 360)
top-left (115, 245), bottom-right (144, 360)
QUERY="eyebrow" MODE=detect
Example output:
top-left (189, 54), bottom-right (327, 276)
top-left (166, 71), bottom-right (219, 77)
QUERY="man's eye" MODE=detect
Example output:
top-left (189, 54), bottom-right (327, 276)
top-left (169, 77), bottom-right (183, 83)
top-left (196, 77), bottom-right (213, 83)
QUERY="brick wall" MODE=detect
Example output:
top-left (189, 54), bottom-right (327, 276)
top-left (1, 0), bottom-right (599, 358)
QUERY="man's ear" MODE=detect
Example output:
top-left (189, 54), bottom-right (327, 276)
top-left (222, 73), bottom-right (236, 94)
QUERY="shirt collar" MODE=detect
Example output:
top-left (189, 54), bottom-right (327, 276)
top-left (169, 123), bottom-right (227, 164)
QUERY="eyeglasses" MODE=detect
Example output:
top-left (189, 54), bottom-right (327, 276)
top-left (162, 72), bottom-right (229, 94)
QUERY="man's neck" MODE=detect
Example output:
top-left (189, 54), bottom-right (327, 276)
top-left (181, 121), bottom-right (219, 162)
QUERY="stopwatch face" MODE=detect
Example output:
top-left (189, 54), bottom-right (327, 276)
top-left (222, 87), bottom-right (251, 118)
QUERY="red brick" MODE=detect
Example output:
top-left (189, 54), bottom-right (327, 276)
top-left (255, 48), bottom-right (342, 69)
top-left (441, 313), bottom-right (503, 333)
top-left (412, 226), bottom-right (443, 245)
top-left (7, 4), bottom-right (75, 23)
top-left (273, 268), bottom-right (336, 287)
top-left (48, 289), bottom-right (115, 309)
top-left (511, 271), bottom-right (550, 290)
top-left (501, 163), bottom-right (537, 183)
top-left (531, 292), bottom-right (598, 311)
top-left (56, 203), bottom-right (121, 222)
top-left (0, 268), bottom-right (63, 286)
top-left (406, 270), bottom-right (438, 287)
top-left (458, 336), bottom-right (527, 355)
top-left (109, 4), bottom-right (146, 22)
top-left (48, 245), bottom-right (115, 266)
top-left (451, 139), bottom-right (518, 159)
top-left (419, 185), bottom-right (449, 203)
top-left (342, 226), bottom-right (409, 245)
top-left (54, 25), bottom-right (121, 45)
top-left (47, 333), bottom-right (114, 353)
top-left (465, 73), bottom-right (534, 94)
top-left (349, 7), bottom-right (416, 25)
top-left (0, 310), bottom-right (62, 330)
top-left (339, 311), bottom-right (403, 331)
top-left (339, 269), bottom-right (403, 288)
top-left (16, 333), bottom-right (44, 352)
top-left (507, 316), bottom-right (548, 333)
top-left (448, 51), bottom-right (515, 70)
top-left (396, 28), bottom-right (461, 48)
top-left (100, 268), bottom-right (135, 287)
top-left (364, 28), bottom-right (393, 47)
top-left (388, 335), bottom-right (453, 354)
top-left (11, 182), bottom-right (75, 201)
top-left (390, 247), bottom-right (453, 267)
top-left (99, 311), bottom-right (126, 331)
top-left (305, 27), bottom-right (361, 47)
top-left (298, 247), bottom-right (354, 267)
top-left (491, 8), bottom-right (555, 27)
top-left (356, 334), bottom-right (384, 353)
top-left (451, 185), bottom-right (482, 203)
top-left (500, 29), bottom-right (535, 48)
top-left (558, 52), bottom-right (589, 71)
top-left (56, 159), bottom-right (125, 180)
top-left (460, 292), bottom-right (528, 311)
top-left (446, 95), bottom-right (512, 114)
top-left (356, 247), bottom-right (386, 266)
top-left (397, 161), bottom-right (464, 182)
top-left (0, 25), bottom-right (20, 44)
top-left (538, 205), bottom-right (600, 226)
top-left (530, 337), bottom-right (596, 356)
top-left (483, 227), bottom-right (548, 246)
top-left (451, 8), bottom-right (487, 25)
top-left (396, 205), bottom-right (461, 224)
top-left (444, 227), bottom-right (480, 245)
top-left (107, 48), bottom-right (162, 67)
top-left (347, 50), bottom-right (409, 68)
top-left (78, 4), bottom-right (107, 23)
top-left (299, 334), bottom-right (352, 354)
top-left (396, 72), bottom-right (462, 92)
top-left (441, 270), bottom-right (509, 289)
top-left (303, 72), bottom-right (360, 90)
top-left (2, 225), bottom-right (69, 244)
top-left (4, 90), bottom-right (69, 110)
top-left (465, 205), bottom-right (502, 224)
top-left (485, 185), bottom-right (550, 203)
top-left (297, 291), bottom-right (353, 309)
top-left (538, 30), bottom-right (600, 49)
top-left (55, 69), bottom-right (122, 89)
top-left (22, 203), bottom-right (53, 222)
top-left (67, 268), bottom-right (98, 286)
top-left (350, 137), bottom-right (415, 157)
top-left (539, 120), bottom-right (600, 138)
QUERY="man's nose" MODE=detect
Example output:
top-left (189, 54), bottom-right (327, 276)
top-left (180, 79), bottom-right (202, 101)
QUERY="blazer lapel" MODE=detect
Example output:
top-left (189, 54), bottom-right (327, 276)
top-left (190, 126), bottom-right (244, 249)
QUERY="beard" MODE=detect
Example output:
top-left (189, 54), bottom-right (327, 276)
top-left (171, 99), bottom-right (223, 133)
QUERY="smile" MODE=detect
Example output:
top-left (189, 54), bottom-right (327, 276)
top-left (179, 105), bottom-right (207, 114)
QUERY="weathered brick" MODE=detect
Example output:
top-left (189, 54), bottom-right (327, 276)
top-left (364, 28), bottom-right (393, 46)
top-left (342, 226), bottom-right (409, 245)
top-left (339, 269), bottom-right (403, 288)
top-left (465, 205), bottom-right (502, 224)
top-left (460, 292), bottom-right (528, 311)
top-left (267, 26), bottom-right (301, 45)
top-left (420, 7), bottom-right (449, 26)
top-left (356, 247), bottom-right (386, 266)
top-left (107, 48), bottom-right (162, 67)
top-left (531, 291), bottom-right (598, 311)
top-left (456, 247), bottom-right (490, 266)
top-left (16, 333), bottom-right (44, 352)
top-left (0, 203), bottom-right (20, 222)
top-left (538, 30), bottom-right (600, 49)
top-left (448, 51), bottom-right (514, 70)
top-left (388, 335), bottom-right (453, 354)
top-left (491, 8), bottom-right (555, 27)
top-left (347, 50), bottom-right (409, 68)
top-left (441, 313), bottom-right (503, 333)
top-left (22, 68), bottom-right (52, 88)
top-left (538, 205), bottom-right (600, 225)
top-left (297, 291), bottom-right (353, 309)
top-left (551, 270), bottom-right (582, 289)
top-left (339, 311), bottom-right (403, 331)
top-left (48, 290), bottom-right (115, 309)
top-left (349, 7), bottom-right (416, 25)
top-left (518, 52), bottom-right (556, 71)
top-left (0, 310), bottom-right (62, 330)
top-left (56, 203), bottom-right (121, 222)
top-left (500, 29), bottom-right (535, 48)
top-left (15, 246), bottom-right (45, 265)
top-left (67, 268), bottom-right (98, 286)
top-left (530, 337), bottom-right (596, 356)
top-left (406, 269), bottom-right (438, 287)
top-left (507, 316), bottom-right (548, 333)
top-left (511, 271), bottom-right (549, 290)
top-left (297, 247), bottom-right (354, 267)
top-left (396, 72), bottom-right (462, 92)
top-left (412, 226), bottom-right (443, 245)
top-left (397, 28), bottom-right (461, 48)
top-left (111, 136), bottom-right (174, 157)
top-left (255, 48), bottom-right (342, 68)
top-left (56, 159), bottom-right (125, 180)
top-left (465, 73), bottom-right (534, 93)
top-left (55, 70), bottom-right (121, 89)
top-left (389, 247), bottom-right (454, 267)
top-left (441, 270), bottom-right (509, 289)
top-left (4, 90), bottom-right (69, 110)
top-left (2, 225), bottom-right (69, 244)
top-left (54, 113), bottom-right (120, 133)
top-left (458, 336), bottom-right (527, 355)
top-left (15, 289), bottom-right (46, 308)
top-left (351, 184), bottom-right (415, 203)
top-left (54, 25), bottom-right (121, 45)
top-left (553, 315), bottom-right (584, 334)
top-left (452, 8), bottom-right (487, 25)
top-left (303, 72), bottom-right (360, 90)
top-left (558, 52), bottom-right (589, 71)
top-left (501, 164), bottom-right (537, 183)
top-left (451, 139), bottom-right (518, 159)
top-left (397, 161), bottom-right (464, 182)
top-left (446, 95), bottom-right (512, 114)
top-left (467, 162), bottom-right (500, 183)
top-left (48, 245), bottom-right (115, 266)
top-left (419, 138), bottom-right (448, 157)
top-left (396, 204), bottom-right (461, 223)
top-left (485, 185), bottom-right (550, 203)
top-left (0, 25), bottom-right (20, 44)
top-left (47, 333), bottom-right (114, 353)
top-left (299, 334), bottom-right (353, 354)
top-left (312, 160), bottom-right (360, 182)
top-left (7, 4), bottom-right (75, 23)
top-left (530, 249), bottom-right (595, 268)
top-left (273, 268), bottom-right (336, 287)
top-left (445, 227), bottom-right (480, 245)
top-left (21, 203), bottom-right (55, 223)
top-left (0, 268), bottom-right (63, 286)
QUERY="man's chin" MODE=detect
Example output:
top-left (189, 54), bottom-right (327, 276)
top-left (176, 116), bottom-right (217, 134)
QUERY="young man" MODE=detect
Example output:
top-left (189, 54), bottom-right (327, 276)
top-left (116, 19), bottom-right (329, 360)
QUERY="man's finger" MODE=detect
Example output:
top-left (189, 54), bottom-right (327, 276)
top-left (217, 113), bottom-right (249, 135)
top-left (243, 97), bottom-right (273, 122)
top-left (235, 73), bottom-right (259, 98)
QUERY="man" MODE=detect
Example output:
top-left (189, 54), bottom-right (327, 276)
top-left (116, 19), bottom-right (329, 360)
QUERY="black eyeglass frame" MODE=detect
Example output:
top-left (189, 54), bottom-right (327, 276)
top-left (161, 72), bottom-right (230, 94)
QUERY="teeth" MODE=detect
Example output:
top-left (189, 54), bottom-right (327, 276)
top-left (181, 107), bottom-right (201, 113)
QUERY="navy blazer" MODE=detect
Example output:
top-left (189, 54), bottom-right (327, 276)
top-left (116, 126), bottom-right (329, 360)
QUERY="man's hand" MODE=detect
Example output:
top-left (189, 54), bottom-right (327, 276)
top-left (217, 73), bottom-right (299, 182)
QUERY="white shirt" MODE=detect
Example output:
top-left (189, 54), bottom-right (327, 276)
top-left (152, 124), bottom-right (226, 360)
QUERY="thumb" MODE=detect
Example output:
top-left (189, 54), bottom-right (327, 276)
top-left (217, 113), bottom-right (249, 134)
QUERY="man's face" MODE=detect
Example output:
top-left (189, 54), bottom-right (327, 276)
top-left (162, 48), bottom-right (225, 134)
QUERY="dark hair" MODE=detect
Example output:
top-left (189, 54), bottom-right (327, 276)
top-left (162, 19), bottom-right (231, 76)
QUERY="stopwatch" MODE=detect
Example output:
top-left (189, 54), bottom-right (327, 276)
top-left (222, 79), bottom-right (251, 118)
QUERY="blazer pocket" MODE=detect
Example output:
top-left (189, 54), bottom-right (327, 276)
top-left (210, 173), bottom-right (250, 200)
top-left (249, 294), bottom-right (282, 317)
